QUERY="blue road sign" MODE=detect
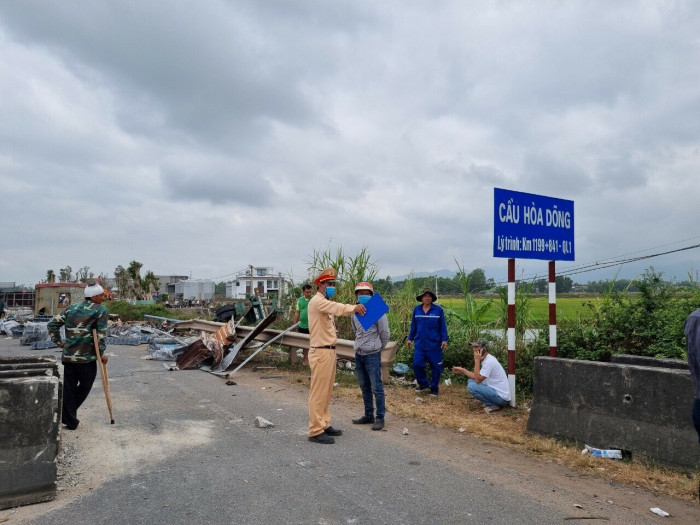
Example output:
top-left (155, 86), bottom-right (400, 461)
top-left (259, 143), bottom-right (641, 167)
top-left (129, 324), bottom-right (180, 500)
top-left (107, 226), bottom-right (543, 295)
top-left (493, 188), bottom-right (575, 261)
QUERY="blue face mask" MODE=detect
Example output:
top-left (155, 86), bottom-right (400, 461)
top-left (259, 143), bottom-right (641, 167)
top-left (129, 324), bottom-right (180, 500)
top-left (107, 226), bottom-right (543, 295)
top-left (357, 295), bottom-right (371, 305)
top-left (324, 286), bottom-right (336, 299)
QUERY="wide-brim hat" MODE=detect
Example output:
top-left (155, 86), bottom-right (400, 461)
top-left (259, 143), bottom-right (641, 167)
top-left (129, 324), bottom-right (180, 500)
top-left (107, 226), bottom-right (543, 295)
top-left (314, 267), bottom-right (337, 285)
top-left (416, 287), bottom-right (437, 302)
top-left (354, 281), bottom-right (374, 295)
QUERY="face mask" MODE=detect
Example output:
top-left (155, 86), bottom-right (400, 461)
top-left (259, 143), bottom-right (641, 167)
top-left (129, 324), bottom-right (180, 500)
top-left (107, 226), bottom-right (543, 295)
top-left (324, 286), bottom-right (336, 299)
top-left (357, 295), bottom-right (371, 305)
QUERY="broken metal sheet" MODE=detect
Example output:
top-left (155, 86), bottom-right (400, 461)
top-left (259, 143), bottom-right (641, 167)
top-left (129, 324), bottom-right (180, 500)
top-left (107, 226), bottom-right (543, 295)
top-left (171, 319), bottom-right (224, 333)
top-left (224, 322), bottom-right (298, 378)
top-left (200, 314), bottom-right (247, 369)
top-left (146, 342), bottom-right (190, 361)
top-left (213, 311), bottom-right (278, 373)
top-left (175, 340), bottom-right (213, 369)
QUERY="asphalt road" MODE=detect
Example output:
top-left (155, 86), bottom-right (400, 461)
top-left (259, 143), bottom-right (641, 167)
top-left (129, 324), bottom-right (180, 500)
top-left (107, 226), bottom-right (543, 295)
top-left (2, 336), bottom-right (698, 524)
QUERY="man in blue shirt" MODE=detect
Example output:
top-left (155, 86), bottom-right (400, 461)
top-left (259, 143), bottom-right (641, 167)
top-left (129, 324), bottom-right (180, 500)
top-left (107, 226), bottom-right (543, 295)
top-left (407, 287), bottom-right (448, 396)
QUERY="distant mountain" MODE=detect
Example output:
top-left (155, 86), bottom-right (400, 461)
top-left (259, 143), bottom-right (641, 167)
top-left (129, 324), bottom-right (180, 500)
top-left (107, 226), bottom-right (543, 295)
top-left (391, 269), bottom-right (457, 282)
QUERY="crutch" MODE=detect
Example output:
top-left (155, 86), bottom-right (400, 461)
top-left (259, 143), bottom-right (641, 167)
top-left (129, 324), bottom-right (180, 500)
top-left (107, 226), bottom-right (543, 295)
top-left (93, 329), bottom-right (115, 424)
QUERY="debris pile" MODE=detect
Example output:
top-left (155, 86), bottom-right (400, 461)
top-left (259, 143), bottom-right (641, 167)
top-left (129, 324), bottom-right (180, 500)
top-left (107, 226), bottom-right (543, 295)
top-left (175, 317), bottom-right (239, 370)
top-left (106, 325), bottom-right (159, 346)
top-left (19, 322), bottom-right (50, 346)
top-left (0, 319), bottom-right (21, 336)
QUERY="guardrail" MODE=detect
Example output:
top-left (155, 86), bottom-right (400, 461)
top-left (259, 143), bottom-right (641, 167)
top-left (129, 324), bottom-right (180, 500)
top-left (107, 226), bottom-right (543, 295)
top-left (171, 319), bottom-right (398, 382)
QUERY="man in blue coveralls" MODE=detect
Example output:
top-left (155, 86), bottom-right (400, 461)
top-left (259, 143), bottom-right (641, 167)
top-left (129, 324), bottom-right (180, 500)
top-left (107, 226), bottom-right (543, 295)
top-left (407, 287), bottom-right (448, 396)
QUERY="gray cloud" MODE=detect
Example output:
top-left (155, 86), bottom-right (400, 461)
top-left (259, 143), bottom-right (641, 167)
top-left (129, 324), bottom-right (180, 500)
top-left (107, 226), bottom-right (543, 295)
top-left (1, 1), bottom-right (699, 286)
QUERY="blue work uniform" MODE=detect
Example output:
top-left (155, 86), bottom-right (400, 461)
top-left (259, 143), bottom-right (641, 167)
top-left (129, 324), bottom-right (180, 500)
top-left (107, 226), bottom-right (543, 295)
top-left (408, 303), bottom-right (448, 393)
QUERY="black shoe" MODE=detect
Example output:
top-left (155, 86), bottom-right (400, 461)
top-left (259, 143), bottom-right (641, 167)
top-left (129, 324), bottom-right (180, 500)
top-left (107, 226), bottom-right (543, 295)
top-left (324, 426), bottom-right (343, 436)
top-left (64, 421), bottom-right (79, 430)
top-left (372, 419), bottom-right (384, 431)
top-left (309, 433), bottom-right (335, 444)
top-left (352, 415), bottom-right (375, 425)
top-left (429, 389), bottom-right (439, 397)
top-left (415, 385), bottom-right (429, 392)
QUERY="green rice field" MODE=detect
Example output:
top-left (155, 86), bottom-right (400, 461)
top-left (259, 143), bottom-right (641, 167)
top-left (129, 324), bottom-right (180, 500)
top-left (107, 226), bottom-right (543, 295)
top-left (437, 295), bottom-right (603, 324)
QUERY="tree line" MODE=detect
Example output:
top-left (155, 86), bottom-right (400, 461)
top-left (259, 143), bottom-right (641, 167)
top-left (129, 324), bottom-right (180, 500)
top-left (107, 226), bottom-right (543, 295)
top-left (43, 261), bottom-right (159, 301)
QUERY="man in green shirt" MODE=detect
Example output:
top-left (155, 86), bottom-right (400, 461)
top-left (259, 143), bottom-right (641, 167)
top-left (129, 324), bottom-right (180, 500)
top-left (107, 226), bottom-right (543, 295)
top-left (48, 283), bottom-right (109, 430)
top-left (293, 284), bottom-right (313, 364)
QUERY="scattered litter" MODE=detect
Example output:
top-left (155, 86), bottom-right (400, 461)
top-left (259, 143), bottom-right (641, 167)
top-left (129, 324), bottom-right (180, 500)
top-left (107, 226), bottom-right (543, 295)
top-left (297, 461), bottom-right (312, 467)
top-left (402, 428), bottom-right (409, 435)
top-left (333, 382), bottom-right (339, 387)
top-left (392, 363), bottom-right (409, 375)
top-left (225, 380), bottom-right (237, 386)
top-left (458, 427), bottom-right (465, 433)
top-left (345, 361), bottom-right (353, 370)
top-left (573, 504), bottom-right (583, 509)
top-left (414, 397), bottom-right (424, 403)
top-left (444, 378), bottom-right (452, 386)
top-left (162, 363), bottom-right (178, 371)
top-left (584, 445), bottom-right (622, 459)
top-left (650, 508), bottom-right (670, 517)
top-left (254, 416), bottom-right (274, 428)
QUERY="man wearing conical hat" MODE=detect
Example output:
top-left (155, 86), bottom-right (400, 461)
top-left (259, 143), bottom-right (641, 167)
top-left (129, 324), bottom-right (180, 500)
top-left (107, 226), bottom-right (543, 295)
top-left (407, 287), bottom-right (448, 397)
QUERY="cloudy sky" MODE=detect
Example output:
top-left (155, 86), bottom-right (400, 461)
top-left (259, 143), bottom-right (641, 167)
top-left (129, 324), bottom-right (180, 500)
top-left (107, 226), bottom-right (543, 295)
top-left (2, 1), bottom-right (699, 288)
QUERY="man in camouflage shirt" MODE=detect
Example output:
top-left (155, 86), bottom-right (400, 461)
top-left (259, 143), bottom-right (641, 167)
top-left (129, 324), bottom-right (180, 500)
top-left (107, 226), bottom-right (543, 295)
top-left (48, 283), bottom-right (109, 430)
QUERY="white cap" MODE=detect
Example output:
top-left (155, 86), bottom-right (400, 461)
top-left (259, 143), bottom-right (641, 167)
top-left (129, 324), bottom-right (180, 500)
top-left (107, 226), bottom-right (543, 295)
top-left (84, 284), bottom-right (104, 298)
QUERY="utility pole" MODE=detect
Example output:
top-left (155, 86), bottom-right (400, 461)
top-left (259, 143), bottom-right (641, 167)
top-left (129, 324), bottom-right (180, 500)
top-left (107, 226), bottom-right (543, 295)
top-left (435, 275), bottom-right (438, 301)
top-left (249, 264), bottom-right (254, 297)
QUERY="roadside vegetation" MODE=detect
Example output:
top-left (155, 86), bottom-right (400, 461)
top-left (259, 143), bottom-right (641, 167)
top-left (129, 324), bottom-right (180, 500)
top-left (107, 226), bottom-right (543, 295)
top-left (287, 248), bottom-right (698, 397)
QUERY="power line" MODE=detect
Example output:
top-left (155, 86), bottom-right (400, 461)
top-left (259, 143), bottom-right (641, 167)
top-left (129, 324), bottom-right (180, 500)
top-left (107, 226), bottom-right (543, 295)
top-left (553, 236), bottom-right (700, 277)
top-left (494, 242), bottom-right (700, 286)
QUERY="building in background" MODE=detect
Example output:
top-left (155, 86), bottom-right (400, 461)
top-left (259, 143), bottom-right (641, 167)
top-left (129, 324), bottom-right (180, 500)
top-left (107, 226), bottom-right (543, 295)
top-left (226, 267), bottom-right (288, 299)
top-left (0, 282), bottom-right (16, 292)
top-left (34, 283), bottom-right (87, 316)
top-left (156, 275), bottom-right (189, 297)
top-left (174, 279), bottom-right (215, 301)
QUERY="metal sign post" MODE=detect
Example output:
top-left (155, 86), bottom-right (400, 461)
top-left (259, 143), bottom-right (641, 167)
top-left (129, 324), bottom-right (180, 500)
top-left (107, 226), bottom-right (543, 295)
top-left (493, 188), bottom-right (575, 406)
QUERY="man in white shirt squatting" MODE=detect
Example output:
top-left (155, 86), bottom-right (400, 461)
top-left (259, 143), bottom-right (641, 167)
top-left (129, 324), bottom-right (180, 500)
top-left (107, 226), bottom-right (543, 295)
top-left (452, 339), bottom-right (511, 414)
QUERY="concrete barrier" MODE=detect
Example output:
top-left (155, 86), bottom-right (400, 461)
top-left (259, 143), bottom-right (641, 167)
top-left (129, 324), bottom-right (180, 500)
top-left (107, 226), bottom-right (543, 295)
top-left (526, 356), bottom-right (699, 469)
top-left (0, 356), bottom-right (62, 509)
top-left (610, 353), bottom-right (688, 371)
